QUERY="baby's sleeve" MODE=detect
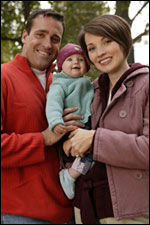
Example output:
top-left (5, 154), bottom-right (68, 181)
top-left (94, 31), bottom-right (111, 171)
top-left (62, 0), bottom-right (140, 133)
top-left (46, 84), bottom-right (65, 131)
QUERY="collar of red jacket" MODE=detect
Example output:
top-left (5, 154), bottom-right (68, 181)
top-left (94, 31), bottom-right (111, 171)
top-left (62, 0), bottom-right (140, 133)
top-left (14, 54), bottom-right (55, 76)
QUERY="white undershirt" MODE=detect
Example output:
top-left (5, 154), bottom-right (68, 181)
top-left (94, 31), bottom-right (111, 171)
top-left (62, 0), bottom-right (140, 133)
top-left (31, 67), bottom-right (47, 90)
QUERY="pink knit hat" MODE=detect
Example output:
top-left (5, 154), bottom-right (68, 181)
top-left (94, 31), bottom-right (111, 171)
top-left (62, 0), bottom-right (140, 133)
top-left (57, 43), bottom-right (90, 72)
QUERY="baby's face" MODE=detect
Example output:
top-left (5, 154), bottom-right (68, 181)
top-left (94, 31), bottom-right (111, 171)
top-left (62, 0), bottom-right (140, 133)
top-left (62, 54), bottom-right (87, 78)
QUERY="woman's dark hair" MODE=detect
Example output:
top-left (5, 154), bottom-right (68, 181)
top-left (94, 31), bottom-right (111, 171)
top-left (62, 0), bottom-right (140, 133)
top-left (78, 14), bottom-right (133, 60)
top-left (25, 9), bottom-right (65, 36)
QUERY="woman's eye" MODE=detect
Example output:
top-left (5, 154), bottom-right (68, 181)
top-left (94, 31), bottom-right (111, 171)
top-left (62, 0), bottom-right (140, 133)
top-left (88, 47), bottom-right (95, 52)
top-left (105, 39), bottom-right (112, 44)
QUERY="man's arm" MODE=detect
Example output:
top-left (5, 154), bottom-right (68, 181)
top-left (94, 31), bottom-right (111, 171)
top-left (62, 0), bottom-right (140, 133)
top-left (42, 107), bottom-right (85, 146)
top-left (1, 77), bottom-right (47, 168)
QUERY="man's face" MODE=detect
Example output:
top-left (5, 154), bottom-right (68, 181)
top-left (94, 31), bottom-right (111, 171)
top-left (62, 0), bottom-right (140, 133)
top-left (22, 15), bottom-right (63, 71)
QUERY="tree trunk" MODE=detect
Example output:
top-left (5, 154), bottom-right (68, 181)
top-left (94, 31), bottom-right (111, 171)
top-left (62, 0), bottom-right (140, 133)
top-left (115, 1), bottom-right (135, 63)
top-left (22, 1), bottom-right (33, 21)
top-left (128, 46), bottom-right (134, 63)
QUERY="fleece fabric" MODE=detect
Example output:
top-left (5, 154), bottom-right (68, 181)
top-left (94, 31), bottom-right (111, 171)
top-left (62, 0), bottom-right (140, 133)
top-left (1, 54), bottom-right (73, 223)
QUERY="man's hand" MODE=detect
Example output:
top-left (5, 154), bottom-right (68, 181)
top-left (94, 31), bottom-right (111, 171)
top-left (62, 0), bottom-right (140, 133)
top-left (41, 128), bottom-right (65, 146)
top-left (63, 107), bottom-right (85, 132)
top-left (42, 107), bottom-right (85, 146)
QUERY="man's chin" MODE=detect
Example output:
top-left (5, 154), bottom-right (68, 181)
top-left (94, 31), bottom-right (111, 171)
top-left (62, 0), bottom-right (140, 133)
top-left (36, 61), bottom-right (52, 71)
top-left (30, 55), bottom-right (56, 71)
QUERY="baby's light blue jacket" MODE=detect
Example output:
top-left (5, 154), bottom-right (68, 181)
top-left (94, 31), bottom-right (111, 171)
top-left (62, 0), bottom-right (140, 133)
top-left (46, 72), bottom-right (94, 131)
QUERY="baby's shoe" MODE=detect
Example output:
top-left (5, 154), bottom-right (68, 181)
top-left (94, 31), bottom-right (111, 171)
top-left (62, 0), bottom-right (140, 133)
top-left (59, 169), bottom-right (75, 199)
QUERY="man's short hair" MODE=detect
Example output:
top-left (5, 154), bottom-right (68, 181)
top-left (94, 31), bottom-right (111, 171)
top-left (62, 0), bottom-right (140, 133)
top-left (25, 9), bottom-right (65, 36)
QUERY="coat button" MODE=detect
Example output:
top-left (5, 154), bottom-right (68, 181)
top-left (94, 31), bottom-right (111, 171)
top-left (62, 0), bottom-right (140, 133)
top-left (134, 172), bottom-right (143, 179)
top-left (119, 110), bottom-right (127, 118)
top-left (126, 80), bottom-right (134, 87)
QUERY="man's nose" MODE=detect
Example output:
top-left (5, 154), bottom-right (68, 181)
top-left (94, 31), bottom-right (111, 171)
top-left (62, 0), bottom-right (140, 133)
top-left (42, 37), bottom-right (52, 49)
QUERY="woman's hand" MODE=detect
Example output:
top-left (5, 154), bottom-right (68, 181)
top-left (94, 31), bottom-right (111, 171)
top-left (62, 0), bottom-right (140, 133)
top-left (42, 107), bottom-right (85, 146)
top-left (63, 139), bottom-right (72, 157)
top-left (63, 128), bottom-right (95, 157)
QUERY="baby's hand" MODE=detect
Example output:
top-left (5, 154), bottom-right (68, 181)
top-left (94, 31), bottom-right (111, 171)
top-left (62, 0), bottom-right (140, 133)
top-left (53, 124), bottom-right (67, 135)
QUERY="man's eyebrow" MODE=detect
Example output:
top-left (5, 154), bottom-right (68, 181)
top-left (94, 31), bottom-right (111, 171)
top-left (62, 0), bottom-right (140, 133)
top-left (35, 29), bottom-right (61, 38)
top-left (35, 29), bottom-right (49, 33)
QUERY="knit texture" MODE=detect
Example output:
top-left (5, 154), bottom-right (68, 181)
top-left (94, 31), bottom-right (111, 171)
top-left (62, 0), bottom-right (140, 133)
top-left (46, 72), bottom-right (94, 131)
top-left (57, 43), bottom-right (90, 72)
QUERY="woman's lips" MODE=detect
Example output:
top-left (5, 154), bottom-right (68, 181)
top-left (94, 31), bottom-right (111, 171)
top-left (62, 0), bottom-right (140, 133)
top-left (99, 57), bottom-right (112, 65)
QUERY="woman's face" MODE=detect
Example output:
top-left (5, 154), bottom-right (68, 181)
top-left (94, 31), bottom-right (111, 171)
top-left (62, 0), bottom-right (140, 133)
top-left (85, 33), bottom-right (127, 76)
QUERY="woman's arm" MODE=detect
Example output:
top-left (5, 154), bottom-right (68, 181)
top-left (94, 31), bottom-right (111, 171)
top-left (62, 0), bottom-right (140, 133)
top-left (63, 128), bottom-right (95, 157)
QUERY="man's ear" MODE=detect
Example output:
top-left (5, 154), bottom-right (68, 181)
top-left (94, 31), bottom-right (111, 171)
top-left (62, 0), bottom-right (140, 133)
top-left (22, 29), bottom-right (28, 44)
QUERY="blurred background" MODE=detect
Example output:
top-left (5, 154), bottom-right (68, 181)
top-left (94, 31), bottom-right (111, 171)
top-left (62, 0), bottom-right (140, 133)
top-left (1, 1), bottom-right (149, 80)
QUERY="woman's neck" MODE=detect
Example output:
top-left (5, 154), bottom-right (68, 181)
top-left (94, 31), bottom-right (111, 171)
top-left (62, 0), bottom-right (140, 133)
top-left (108, 61), bottom-right (129, 92)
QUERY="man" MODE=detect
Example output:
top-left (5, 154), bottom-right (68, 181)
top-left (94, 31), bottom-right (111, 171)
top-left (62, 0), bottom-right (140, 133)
top-left (1, 9), bottom-right (84, 224)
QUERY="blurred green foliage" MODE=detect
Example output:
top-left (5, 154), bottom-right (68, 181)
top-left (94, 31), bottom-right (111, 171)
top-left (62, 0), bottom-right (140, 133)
top-left (1, 1), bottom-right (110, 80)
top-left (1, 1), bottom-right (149, 80)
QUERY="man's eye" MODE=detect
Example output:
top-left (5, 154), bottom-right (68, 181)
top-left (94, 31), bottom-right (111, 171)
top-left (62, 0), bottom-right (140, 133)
top-left (36, 33), bottom-right (44, 38)
top-left (51, 36), bottom-right (61, 44)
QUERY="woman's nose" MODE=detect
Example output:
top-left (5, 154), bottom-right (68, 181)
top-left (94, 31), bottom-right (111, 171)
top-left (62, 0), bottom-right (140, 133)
top-left (96, 46), bottom-right (106, 57)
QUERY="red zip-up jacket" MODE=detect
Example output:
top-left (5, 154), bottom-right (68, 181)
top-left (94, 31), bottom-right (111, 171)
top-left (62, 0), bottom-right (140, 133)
top-left (1, 54), bottom-right (73, 223)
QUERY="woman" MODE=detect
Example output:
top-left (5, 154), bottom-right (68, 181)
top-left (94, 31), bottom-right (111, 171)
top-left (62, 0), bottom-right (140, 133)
top-left (63, 15), bottom-right (149, 224)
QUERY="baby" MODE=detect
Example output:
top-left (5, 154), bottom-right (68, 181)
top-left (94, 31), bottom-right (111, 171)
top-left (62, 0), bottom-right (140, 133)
top-left (46, 43), bottom-right (94, 199)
